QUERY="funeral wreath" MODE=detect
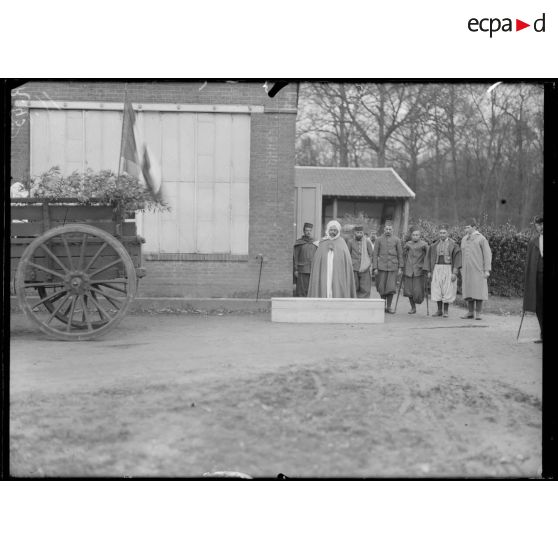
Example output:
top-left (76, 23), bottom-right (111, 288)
top-left (25, 166), bottom-right (168, 213)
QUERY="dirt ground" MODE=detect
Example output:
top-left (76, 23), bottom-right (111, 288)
top-left (9, 301), bottom-right (542, 478)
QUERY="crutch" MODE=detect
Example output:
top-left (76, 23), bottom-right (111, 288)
top-left (394, 276), bottom-right (403, 312)
top-left (393, 250), bottom-right (408, 313)
top-left (516, 310), bottom-right (526, 341)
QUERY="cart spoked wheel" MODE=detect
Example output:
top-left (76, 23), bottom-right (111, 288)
top-left (15, 224), bottom-right (137, 340)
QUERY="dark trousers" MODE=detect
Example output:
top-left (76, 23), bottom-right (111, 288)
top-left (295, 273), bottom-right (311, 297)
top-left (376, 270), bottom-right (398, 297)
top-left (353, 270), bottom-right (371, 298)
top-left (536, 269), bottom-right (543, 336)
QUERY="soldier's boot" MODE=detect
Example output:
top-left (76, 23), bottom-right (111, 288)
top-left (475, 299), bottom-right (483, 320)
top-left (443, 302), bottom-right (449, 318)
top-left (385, 294), bottom-right (395, 314)
top-left (461, 299), bottom-right (474, 319)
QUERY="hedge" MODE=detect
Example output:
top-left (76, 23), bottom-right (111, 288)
top-left (332, 214), bottom-right (533, 297)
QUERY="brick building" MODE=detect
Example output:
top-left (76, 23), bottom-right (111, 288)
top-left (11, 81), bottom-right (298, 298)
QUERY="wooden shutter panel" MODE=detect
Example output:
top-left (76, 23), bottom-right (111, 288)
top-left (230, 114), bottom-right (250, 254)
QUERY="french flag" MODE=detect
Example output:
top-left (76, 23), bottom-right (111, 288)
top-left (119, 100), bottom-right (162, 200)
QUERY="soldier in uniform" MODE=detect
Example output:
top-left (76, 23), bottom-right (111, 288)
top-left (423, 224), bottom-right (461, 318)
top-left (346, 225), bottom-right (374, 298)
top-left (293, 222), bottom-right (318, 297)
top-left (372, 222), bottom-right (404, 313)
top-left (402, 228), bottom-right (428, 314)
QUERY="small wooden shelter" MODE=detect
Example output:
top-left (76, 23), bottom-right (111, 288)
top-left (295, 166), bottom-right (415, 239)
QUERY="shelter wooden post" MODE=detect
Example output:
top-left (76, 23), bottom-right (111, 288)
top-left (402, 199), bottom-right (410, 235)
top-left (393, 203), bottom-right (402, 235)
top-left (295, 183), bottom-right (322, 241)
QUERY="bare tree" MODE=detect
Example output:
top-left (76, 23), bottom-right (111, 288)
top-left (498, 84), bottom-right (544, 227)
top-left (340, 83), bottom-right (428, 167)
top-left (390, 84), bottom-right (435, 196)
top-left (295, 82), bottom-right (544, 228)
top-left (296, 82), bottom-right (370, 167)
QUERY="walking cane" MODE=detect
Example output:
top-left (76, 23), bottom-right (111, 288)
top-left (516, 310), bottom-right (526, 341)
top-left (256, 254), bottom-right (264, 301)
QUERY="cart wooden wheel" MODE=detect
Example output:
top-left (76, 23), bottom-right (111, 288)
top-left (15, 224), bottom-right (137, 341)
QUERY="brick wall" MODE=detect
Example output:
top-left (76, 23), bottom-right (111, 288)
top-left (140, 111), bottom-right (297, 298)
top-left (10, 80), bottom-right (298, 298)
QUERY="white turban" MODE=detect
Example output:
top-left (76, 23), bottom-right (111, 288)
top-left (324, 220), bottom-right (342, 240)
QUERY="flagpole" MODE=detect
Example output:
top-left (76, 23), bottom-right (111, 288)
top-left (115, 83), bottom-right (129, 236)
top-left (117, 82), bottom-right (129, 179)
top-left (115, 82), bottom-right (162, 205)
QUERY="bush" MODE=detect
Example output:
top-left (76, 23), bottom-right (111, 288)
top-left (406, 218), bottom-right (531, 297)
top-left (26, 167), bottom-right (168, 213)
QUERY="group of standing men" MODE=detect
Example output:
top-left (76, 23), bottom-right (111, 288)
top-left (293, 215), bottom-right (543, 341)
top-left (293, 218), bottom-right (538, 327)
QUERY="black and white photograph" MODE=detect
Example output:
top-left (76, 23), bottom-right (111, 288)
top-left (6, 79), bottom-right (547, 478)
top-left (2, 1), bottom-right (558, 556)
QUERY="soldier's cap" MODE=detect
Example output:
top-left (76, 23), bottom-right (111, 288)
top-left (353, 225), bottom-right (363, 232)
top-left (303, 222), bottom-right (313, 229)
top-left (533, 216), bottom-right (543, 225)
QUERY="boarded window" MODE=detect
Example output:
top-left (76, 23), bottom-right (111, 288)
top-left (30, 108), bottom-right (251, 255)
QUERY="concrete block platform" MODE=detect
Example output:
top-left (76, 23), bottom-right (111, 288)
top-left (271, 297), bottom-right (385, 323)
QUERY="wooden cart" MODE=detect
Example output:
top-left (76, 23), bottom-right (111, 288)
top-left (10, 198), bottom-right (145, 341)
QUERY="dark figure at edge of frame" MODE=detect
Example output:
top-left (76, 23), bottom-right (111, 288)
top-left (402, 228), bottom-right (428, 314)
top-left (460, 218), bottom-right (492, 320)
top-left (293, 222), bottom-right (318, 297)
top-left (372, 222), bottom-right (404, 314)
top-left (523, 216), bottom-right (543, 343)
top-left (346, 225), bottom-right (374, 298)
top-left (423, 224), bottom-right (462, 318)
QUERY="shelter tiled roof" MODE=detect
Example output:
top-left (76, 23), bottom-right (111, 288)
top-left (295, 166), bottom-right (415, 199)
